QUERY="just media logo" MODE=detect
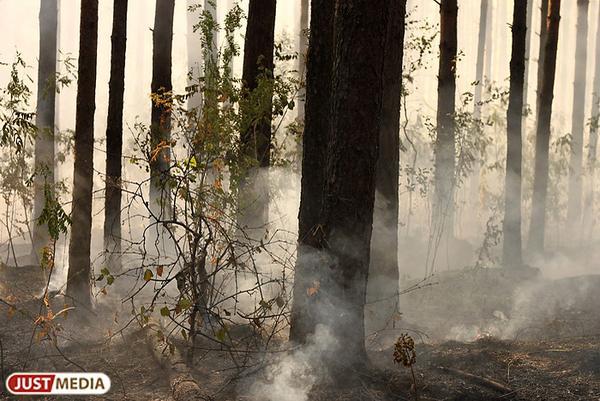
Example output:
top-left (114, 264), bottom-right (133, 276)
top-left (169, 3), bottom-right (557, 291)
top-left (5, 372), bottom-right (111, 395)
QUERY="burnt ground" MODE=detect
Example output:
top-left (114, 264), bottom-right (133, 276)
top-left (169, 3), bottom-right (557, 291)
top-left (1, 261), bottom-right (600, 400)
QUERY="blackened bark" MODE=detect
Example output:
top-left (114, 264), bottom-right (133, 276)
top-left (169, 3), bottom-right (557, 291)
top-left (238, 0), bottom-right (276, 230)
top-left (103, 0), bottom-right (128, 271)
top-left (503, 0), bottom-right (528, 268)
top-left (529, 0), bottom-right (561, 254)
top-left (566, 0), bottom-right (589, 238)
top-left (433, 0), bottom-right (458, 238)
top-left (311, 0), bottom-right (390, 367)
top-left (535, 0), bottom-right (549, 117)
top-left (67, 0), bottom-right (98, 307)
top-left (241, 0), bottom-right (276, 168)
top-left (150, 0), bottom-right (175, 218)
top-left (289, 0), bottom-right (334, 343)
top-left (366, 0), bottom-right (406, 336)
top-left (473, 0), bottom-right (489, 119)
top-left (31, 0), bottom-right (58, 262)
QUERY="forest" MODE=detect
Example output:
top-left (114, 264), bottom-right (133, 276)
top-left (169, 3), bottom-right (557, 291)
top-left (0, 0), bottom-right (600, 400)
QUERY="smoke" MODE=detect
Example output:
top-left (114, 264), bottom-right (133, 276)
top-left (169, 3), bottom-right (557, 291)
top-left (247, 324), bottom-right (337, 401)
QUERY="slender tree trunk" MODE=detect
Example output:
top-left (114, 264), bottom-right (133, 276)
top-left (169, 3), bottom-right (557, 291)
top-left (566, 0), bottom-right (590, 240)
top-left (150, 0), bottom-right (175, 219)
top-left (238, 0), bottom-right (276, 231)
top-left (297, 0), bottom-right (309, 122)
top-left (485, 0), bottom-right (494, 82)
top-left (103, 0), bottom-right (128, 271)
top-left (583, 6), bottom-right (600, 236)
top-left (535, 0), bottom-right (549, 118)
top-left (187, 0), bottom-right (203, 110)
top-left (529, 0), bottom-right (561, 254)
top-left (365, 0), bottom-right (406, 336)
top-left (503, 0), bottom-right (528, 268)
top-left (31, 0), bottom-right (58, 263)
top-left (289, 0), bottom-right (334, 344)
top-left (67, 0), bottom-right (99, 307)
top-left (433, 0), bottom-right (458, 242)
top-left (522, 0), bottom-right (535, 117)
top-left (203, 0), bottom-right (218, 117)
top-left (474, 0), bottom-right (489, 119)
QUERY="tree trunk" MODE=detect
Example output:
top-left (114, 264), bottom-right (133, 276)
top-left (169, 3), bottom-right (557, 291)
top-left (314, 0), bottom-right (391, 369)
top-left (288, 0), bottom-right (335, 344)
top-left (297, 0), bottom-right (309, 122)
top-left (529, 0), bottom-right (561, 254)
top-left (474, 0), bottom-right (489, 119)
top-left (503, 0), bottom-right (528, 268)
top-left (150, 0), bottom-right (175, 219)
top-left (103, 0), bottom-right (128, 271)
top-left (433, 0), bottom-right (458, 243)
top-left (31, 0), bottom-right (58, 263)
top-left (365, 0), bottom-right (406, 336)
top-left (522, 0), bottom-right (535, 118)
top-left (583, 6), bottom-right (600, 237)
top-left (66, 0), bottom-right (99, 307)
top-left (484, 0), bottom-right (493, 81)
top-left (566, 0), bottom-right (589, 240)
top-left (535, 0), bottom-right (549, 118)
top-left (186, 0), bottom-right (203, 110)
top-left (238, 0), bottom-right (276, 231)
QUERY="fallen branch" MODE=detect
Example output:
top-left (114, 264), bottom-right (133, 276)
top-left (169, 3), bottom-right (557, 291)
top-left (435, 366), bottom-right (514, 394)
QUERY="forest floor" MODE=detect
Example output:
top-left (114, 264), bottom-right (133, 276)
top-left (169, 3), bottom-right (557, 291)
top-left (1, 259), bottom-right (600, 400)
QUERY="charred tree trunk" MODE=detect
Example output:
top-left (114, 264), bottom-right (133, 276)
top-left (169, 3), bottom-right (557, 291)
top-left (238, 0), bottom-right (277, 232)
top-left (535, 0), bottom-right (549, 118)
top-left (150, 0), bottom-right (175, 219)
top-left (366, 0), bottom-right (406, 336)
top-left (583, 7), bottom-right (600, 236)
top-left (288, 0), bottom-right (334, 344)
top-left (314, 0), bottom-right (390, 368)
top-left (474, 0), bottom-right (489, 119)
top-left (66, 0), bottom-right (99, 307)
top-left (529, 0), bottom-right (561, 254)
top-left (31, 0), bottom-right (58, 262)
top-left (433, 0), bottom-right (458, 243)
top-left (503, 0), bottom-right (528, 268)
top-left (566, 0), bottom-right (589, 239)
top-left (103, 0), bottom-right (128, 271)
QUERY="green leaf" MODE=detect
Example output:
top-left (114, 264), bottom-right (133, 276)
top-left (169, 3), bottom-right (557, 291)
top-left (178, 298), bottom-right (192, 311)
top-left (160, 306), bottom-right (170, 317)
top-left (143, 269), bottom-right (153, 281)
top-left (106, 275), bottom-right (115, 285)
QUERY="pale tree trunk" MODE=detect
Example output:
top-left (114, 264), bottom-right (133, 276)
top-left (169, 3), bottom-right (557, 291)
top-left (503, 0), bottom-right (528, 268)
top-left (289, 0), bottom-right (334, 344)
top-left (566, 0), bottom-right (589, 241)
top-left (474, 0), bottom-right (489, 119)
top-left (103, 0), bottom-right (128, 271)
top-left (186, 0), bottom-right (203, 110)
top-left (583, 5), bottom-right (600, 239)
top-left (522, 0), bottom-right (535, 119)
top-left (297, 0), bottom-right (309, 123)
top-left (366, 0), bottom-right (406, 337)
top-left (31, 0), bottom-right (58, 263)
top-left (67, 0), bottom-right (99, 307)
top-left (149, 0), bottom-right (175, 220)
top-left (529, 0), bottom-right (561, 255)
